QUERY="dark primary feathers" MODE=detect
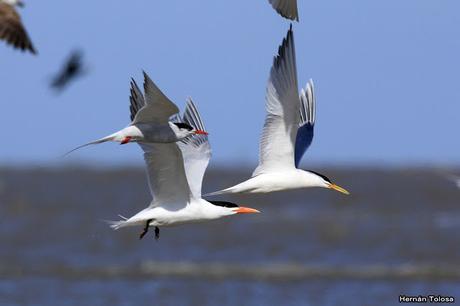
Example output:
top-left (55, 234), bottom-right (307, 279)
top-left (180, 98), bottom-right (208, 147)
top-left (268, 0), bottom-right (299, 21)
top-left (129, 79), bottom-right (145, 122)
top-left (182, 99), bottom-right (206, 131)
top-left (128, 72), bottom-right (180, 124)
top-left (294, 80), bottom-right (315, 167)
top-left (0, 3), bottom-right (35, 54)
top-left (51, 50), bottom-right (84, 90)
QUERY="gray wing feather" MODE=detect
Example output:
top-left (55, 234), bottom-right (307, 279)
top-left (177, 98), bottom-right (211, 199)
top-left (129, 78), bottom-right (145, 122)
top-left (140, 143), bottom-right (191, 207)
top-left (268, 0), bottom-right (299, 21)
top-left (131, 71), bottom-right (179, 124)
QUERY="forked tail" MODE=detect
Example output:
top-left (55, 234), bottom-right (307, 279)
top-left (204, 188), bottom-right (234, 197)
top-left (105, 215), bottom-right (130, 230)
top-left (64, 134), bottom-right (116, 156)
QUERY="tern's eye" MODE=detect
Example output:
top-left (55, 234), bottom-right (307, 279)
top-left (173, 122), bottom-right (193, 131)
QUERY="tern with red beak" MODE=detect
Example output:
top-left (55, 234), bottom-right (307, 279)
top-left (0, 0), bottom-right (35, 53)
top-left (66, 71), bottom-right (208, 155)
top-left (109, 91), bottom-right (259, 240)
top-left (206, 26), bottom-right (349, 197)
top-left (268, 0), bottom-right (298, 21)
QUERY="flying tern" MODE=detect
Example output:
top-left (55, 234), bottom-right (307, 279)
top-left (268, 0), bottom-right (298, 21)
top-left (66, 71), bottom-right (208, 155)
top-left (206, 26), bottom-right (349, 197)
top-left (0, 0), bottom-right (35, 54)
top-left (109, 93), bottom-right (259, 240)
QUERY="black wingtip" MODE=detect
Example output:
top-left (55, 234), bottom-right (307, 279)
top-left (29, 46), bottom-right (37, 55)
top-left (273, 25), bottom-right (294, 69)
top-left (130, 78), bottom-right (140, 92)
top-left (129, 77), bottom-right (144, 122)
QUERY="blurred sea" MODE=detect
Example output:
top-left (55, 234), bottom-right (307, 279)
top-left (0, 166), bottom-right (459, 306)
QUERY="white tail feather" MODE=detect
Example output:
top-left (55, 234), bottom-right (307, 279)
top-left (105, 219), bottom-right (129, 230)
top-left (64, 134), bottom-right (116, 156)
top-left (204, 188), bottom-right (233, 197)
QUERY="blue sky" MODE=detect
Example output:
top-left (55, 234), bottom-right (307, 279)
top-left (0, 0), bottom-right (459, 167)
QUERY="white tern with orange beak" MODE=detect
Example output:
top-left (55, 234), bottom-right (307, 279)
top-left (109, 93), bottom-right (259, 240)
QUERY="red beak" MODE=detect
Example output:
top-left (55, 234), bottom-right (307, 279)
top-left (194, 130), bottom-right (208, 135)
top-left (120, 136), bottom-right (132, 145)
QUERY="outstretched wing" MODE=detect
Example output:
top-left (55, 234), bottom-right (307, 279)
top-left (253, 25), bottom-right (300, 176)
top-left (294, 79), bottom-right (315, 167)
top-left (267, 0), bottom-right (299, 21)
top-left (140, 142), bottom-right (191, 208)
top-left (177, 98), bottom-right (211, 199)
top-left (131, 71), bottom-right (179, 124)
top-left (0, 3), bottom-right (36, 54)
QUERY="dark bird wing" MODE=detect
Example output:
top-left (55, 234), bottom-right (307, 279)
top-left (129, 78), bottom-right (145, 122)
top-left (51, 50), bottom-right (84, 90)
top-left (294, 79), bottom-right (315, 168)
top-left (0, 3), bottom-right (36, 54)
top-left (268, 0), bottom-right (299, 21)
top-left (131, 72), bottom-right (179, 124)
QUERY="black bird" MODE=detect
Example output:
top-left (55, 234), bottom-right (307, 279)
top-left (51, 50), bottom-right (85, 91)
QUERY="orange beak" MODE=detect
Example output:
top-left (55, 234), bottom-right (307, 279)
top-left (233, 207), bottom-right (260, 214)
top-left (194, 130), bottom-right (208, 135)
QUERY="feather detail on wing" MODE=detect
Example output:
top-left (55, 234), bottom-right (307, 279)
top-left (0, 3), bottom-right (36, 54)
top-left (131, 71), bottom-right (179, 124)
top-left (140, 142), bottom-right (191, 208)
top-left (294, 79), bottom-right (315, 168)
top-left (177, 98), bottom-right (211, 199)
top-left (268, 0), bottom-right (299, 21)
top-left (253, 25), bottom-right (300, 177)
top-left (129, 78), bottom-right (145, 122)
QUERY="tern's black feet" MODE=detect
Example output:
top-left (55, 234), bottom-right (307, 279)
top-left (139, 219), bottom-right (153, 240)
top-left (154, 226), bottom-right (160, 240)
